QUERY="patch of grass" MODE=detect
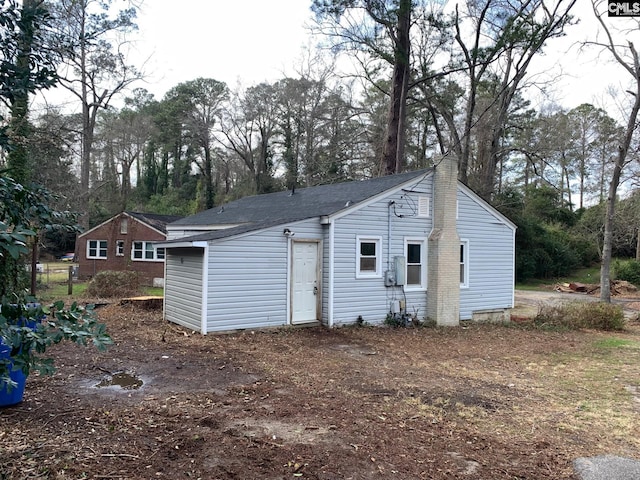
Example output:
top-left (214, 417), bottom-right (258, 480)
top-left (37, 282), bottom-right (162, 303)
top-left (39, 282), bottom-right (88, 301)
top-left (517, 265), bottom-right (600, 289)
top-left (144, 287), bottom-right (164, 296)
top-left (593, 337), bottom-right (639, 350)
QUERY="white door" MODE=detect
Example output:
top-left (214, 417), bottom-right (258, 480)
top-left (291, 241), bottom-right (319, 324)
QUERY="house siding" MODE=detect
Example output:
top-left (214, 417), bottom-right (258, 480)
top-left (166, 228), bottom-right (228, 241)
top-left (204, 220), bottom-right (323, 333)
top-left (329, 179), bottom-right (514, 326)
top-left (162, 172), bottom-right (515, 333)
top-left (331, 179), bottom-right (433, 326)
top-left (457, 188), bottom-right (515, 319)
top-left (77, 213), bottom-right (166, 286)
top-left (164, 248), bottom-right (204, 331)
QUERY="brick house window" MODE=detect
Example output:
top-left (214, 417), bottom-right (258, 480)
top-left (132, 241), bottom-right (164, 261)
top-left (87, 240), bottom-right (107, 259)
top-left (116, 240), bottom-right (124, 256)
top-left (120, 218), bottom-right (128, 234)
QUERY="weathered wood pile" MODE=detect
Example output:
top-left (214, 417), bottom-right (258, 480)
top-left (554, 280), bottom-right (638, 296)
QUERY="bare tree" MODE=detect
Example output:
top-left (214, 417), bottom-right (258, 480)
top-left (590, 0), bottom-right (640, 302)
top-left (221, 83), bottom-right (280, 195)
top-left (417, 0), bottom-right (576, 199)
top-left (48, 0), bottom-right (141, 225)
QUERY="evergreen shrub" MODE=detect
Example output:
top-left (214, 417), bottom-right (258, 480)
top-left (613, 259), bottom-right (640, 286)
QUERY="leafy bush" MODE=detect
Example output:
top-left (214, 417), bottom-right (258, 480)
top-left (514, 218), bottom-right (582, 281)
top-left (1, 301), bottom-right (112, 390)
top-left (86, 271), bottom-right (140, 298)
top-left (534, 302), bottom-right (625, 331)
top-left (613, 259), bottom-right (640, 286)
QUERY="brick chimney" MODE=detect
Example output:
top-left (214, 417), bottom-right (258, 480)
top-left (427, 155), bottom-right (460, 326)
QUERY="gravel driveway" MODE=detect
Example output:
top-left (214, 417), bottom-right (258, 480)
top-left (515, 289), bottom-right (640, 479)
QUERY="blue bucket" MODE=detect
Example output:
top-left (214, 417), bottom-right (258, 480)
top-left (0, 342), bottom-right (27, 407)
top-left (0, 303), bottom-right (41, 407)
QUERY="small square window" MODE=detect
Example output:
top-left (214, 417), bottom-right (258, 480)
top-left (356, 237), bottom-right (381, 278)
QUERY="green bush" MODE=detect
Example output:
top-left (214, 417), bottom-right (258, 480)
top-left (86, 271), bottom-right (140, 298)
top-left (534, 302), bottom-right (625, 331)
top-left (1, 301), bottom-right (112, 390)
top-left (613, 259), bottom-right (640, 286)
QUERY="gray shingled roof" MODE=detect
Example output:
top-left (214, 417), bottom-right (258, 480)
top-left (166, 169), bottom-right (431, 243)
top-left (126, 211), bottom-right (184, 234)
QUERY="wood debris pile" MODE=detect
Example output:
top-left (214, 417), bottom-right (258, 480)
top-left (554, 280), bottom-right (638, 297)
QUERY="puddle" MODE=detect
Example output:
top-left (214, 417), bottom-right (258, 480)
top-left (95, 372), bottom-right (143, 390)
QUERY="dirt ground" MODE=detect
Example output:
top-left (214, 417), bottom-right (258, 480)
top-left (2, 292), bottom-right (640, 480)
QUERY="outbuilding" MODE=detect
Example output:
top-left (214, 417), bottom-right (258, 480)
top-left (158, 166), bottom-right (516, 334)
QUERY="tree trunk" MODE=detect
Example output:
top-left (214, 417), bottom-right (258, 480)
top-left (381, 0), bottom-right (410, 175)
top-left (203, 143), bottom-right (215, 209)
top-left (600, 160), bottom-right (622, 303)
top-left (598, 28), bottom-right (640, 302)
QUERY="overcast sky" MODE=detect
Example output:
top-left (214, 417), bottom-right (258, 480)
top-left (40, 1), bottom-right (640, 115)
top-left (131, 0), bottom-right (314, 98)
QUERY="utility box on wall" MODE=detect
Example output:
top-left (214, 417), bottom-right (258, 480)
top-left (394, 256), bottom-right (406, 285)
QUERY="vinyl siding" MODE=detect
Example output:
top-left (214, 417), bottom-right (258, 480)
top-left (331, 178), bottom-right (433, 326)
top-left (164, 248), bottom-right (204, 331)
top-left (457, 189), bottom-right (515, 319)
top-left (329, 177), bottom-right (514, 326)
top-left (204, 220), bottom-right (323, 333)
top-left (166, 228), bottom-right (229, 241)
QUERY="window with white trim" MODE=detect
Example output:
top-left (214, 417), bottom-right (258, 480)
top-left (87, 240), bottom-right (107, 259)
top-left (356, 236), bottom-right (381, 278)
top-left (116, 240), bottom-right (124, 256)
top-left (132, 241), bottom-right (164, 261)
top-left (404, 238), bottom-right (426, 290)
top-left (120, 218), bottom-right (128, 234)
top-left (460, 240), bottom-right (469, 287)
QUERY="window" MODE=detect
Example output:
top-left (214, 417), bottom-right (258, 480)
top-left (116, 240), bottom-right (124, 256)
top-left (87, 240), bottom-right (107, 259)
top-left (356, 236), bottom-right (381, 278)
top-left (404, 238), bottom-right (426, 290)
top-left (120, 218), bottom-right (128, 234)
top-left (132, 241), bottom-right (164, 261)
top-left (460, 240), bottom-right (469, 287)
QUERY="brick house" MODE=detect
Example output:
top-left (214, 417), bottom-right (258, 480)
top-left (76, 211), bottom-right (182, 286)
